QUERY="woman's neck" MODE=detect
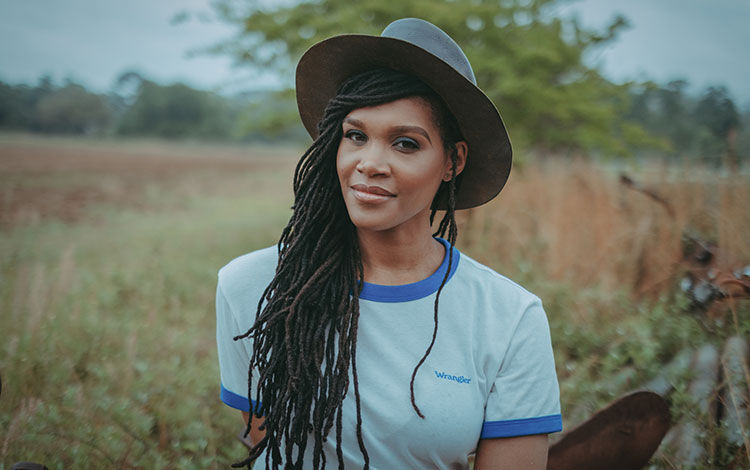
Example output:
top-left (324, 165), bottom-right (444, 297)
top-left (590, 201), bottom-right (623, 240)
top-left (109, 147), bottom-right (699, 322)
top-left (356, 227), bottom-right (446, 285)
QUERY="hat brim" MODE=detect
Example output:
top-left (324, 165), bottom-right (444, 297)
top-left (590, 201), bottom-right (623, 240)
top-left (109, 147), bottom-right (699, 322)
top-left (296, 34), bottom-right (512, 210)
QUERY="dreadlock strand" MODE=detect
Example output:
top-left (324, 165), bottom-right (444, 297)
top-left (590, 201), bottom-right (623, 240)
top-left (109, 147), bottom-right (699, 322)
top-left (409, 149), bottom-right (459, 418)
top-left (349, 305), bottom-right (370, 469)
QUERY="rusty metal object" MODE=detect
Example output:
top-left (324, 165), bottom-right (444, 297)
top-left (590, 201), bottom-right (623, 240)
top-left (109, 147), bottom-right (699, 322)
top-left (681, 262), bottom-right (750, 314)
top-left (620, 173), bottom-right (749, 310)
top-left (547, 391), bottom-right (670, 470)
top-left (679, 228), bottom-right (750, 309)
top-left (716, 269), bottom-right (750, 299)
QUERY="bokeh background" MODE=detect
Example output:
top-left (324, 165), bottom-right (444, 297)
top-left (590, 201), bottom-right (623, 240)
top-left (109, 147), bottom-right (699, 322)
top-left (1, 0), bottom-right (748, 468)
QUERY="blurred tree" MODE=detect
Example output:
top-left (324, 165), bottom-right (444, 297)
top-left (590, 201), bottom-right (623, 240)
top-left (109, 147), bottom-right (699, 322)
top-left (696, 87), bottom-right (740, 140)
top-left (208, 0), bottom-right (657, 157)
top-left (654, 81), bottom-right (695, 153)
top-left (114, 70), bottom-right (146, 106)
top-left (625, 83), bottom-right (744, 166)
top-left (230, 88), bottom-right (308, 141)
top-left (117, 80), bottom-right (233, 139)
top-left (737, 106), bottom-right (750, 165)
top-left (0, 82), bottom-right (32, 129)
top-left (625, 80), bottom-right (698, 157)
top-left (34, 81), bottom-right (112, 134)
top-left (694, 86), bottom-right (740, 167)
top-left (0, 76), bottom-right (56, 130)
top-left (30, 75), bottom-right (55, 111)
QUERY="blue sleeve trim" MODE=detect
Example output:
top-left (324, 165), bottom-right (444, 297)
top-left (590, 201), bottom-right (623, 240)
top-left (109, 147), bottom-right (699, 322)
top-left (480, 414), bottom-right (562, 438)
top-left (220, 384), bottom-right (263, 415)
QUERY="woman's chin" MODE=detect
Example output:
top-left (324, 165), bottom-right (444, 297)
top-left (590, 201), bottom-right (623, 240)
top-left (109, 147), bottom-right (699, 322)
top-left (349, 218), bottom-right (398, 233)
top-left (348, 214), bottom-right (431, 236)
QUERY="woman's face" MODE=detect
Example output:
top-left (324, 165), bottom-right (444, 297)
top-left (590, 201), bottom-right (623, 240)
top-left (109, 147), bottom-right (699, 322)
top-left (336, 96), bottom-right (465, 236)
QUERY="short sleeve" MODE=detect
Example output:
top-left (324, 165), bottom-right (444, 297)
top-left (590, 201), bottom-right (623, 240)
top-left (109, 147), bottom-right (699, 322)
top-left (216, 281), bottom-right (262, 415)
top-left (481, 298), bottom-right (562, 438)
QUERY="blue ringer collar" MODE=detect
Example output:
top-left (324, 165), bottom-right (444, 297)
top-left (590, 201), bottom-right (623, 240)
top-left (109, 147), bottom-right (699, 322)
top-left (358, 238), bottom-right (460, 303)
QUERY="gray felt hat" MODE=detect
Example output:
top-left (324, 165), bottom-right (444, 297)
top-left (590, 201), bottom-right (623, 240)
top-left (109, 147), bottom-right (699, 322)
top-left (295, 17), bottom-right (512, 210)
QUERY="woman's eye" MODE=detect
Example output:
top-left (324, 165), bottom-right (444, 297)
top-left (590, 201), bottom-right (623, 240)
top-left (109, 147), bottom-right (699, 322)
top-left (344, 130), bottom-right (367, 143)
top-left (394, 137), bottom-right (419, 151)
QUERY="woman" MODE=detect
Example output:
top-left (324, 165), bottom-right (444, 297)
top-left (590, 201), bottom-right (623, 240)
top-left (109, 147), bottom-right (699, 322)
top-left (217, 18), bottom-right (561, 469)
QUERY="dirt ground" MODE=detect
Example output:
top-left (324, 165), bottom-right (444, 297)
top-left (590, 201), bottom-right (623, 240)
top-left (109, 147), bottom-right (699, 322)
top-left (0, 135), bottom-right (298, 229)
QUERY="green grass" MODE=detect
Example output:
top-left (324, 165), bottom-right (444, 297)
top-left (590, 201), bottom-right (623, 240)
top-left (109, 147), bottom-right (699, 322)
top-left (1, 154), bottom-right (293, 468)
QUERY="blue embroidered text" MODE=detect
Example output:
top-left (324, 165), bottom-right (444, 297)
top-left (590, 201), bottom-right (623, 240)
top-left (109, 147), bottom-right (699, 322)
top-left (434, 370), bottom-right (471, 384)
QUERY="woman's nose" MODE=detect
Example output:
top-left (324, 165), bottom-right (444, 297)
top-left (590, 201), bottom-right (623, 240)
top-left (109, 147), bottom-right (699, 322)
top-left (355, 143), bottom-right (390, 176)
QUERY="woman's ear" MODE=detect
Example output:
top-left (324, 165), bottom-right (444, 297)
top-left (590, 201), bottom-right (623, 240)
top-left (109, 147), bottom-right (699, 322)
top-left (443, 141), bottom-right (468, 181)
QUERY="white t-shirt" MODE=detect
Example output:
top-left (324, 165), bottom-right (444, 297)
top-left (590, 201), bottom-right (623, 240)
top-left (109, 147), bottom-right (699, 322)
top-left (216, 238), bottom-right (562, 469)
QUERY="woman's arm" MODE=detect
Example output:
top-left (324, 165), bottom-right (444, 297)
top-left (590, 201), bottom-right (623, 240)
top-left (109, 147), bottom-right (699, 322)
top-left (241, 411), bottom-right (267, 446)
top-left (474, 434), bottom-right (548, 470)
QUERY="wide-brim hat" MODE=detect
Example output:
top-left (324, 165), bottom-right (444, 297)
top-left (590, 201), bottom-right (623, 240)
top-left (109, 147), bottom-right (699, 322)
top-left (295, 17), bottom-right (512, 210)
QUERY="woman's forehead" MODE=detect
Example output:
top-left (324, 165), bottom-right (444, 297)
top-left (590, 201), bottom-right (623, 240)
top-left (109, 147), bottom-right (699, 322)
top-left (344, 96), bottom-right (440, 131)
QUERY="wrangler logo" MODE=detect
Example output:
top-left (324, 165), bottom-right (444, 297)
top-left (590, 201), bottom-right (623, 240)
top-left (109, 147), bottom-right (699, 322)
top-left (434, 370), bottom-right (471, 384)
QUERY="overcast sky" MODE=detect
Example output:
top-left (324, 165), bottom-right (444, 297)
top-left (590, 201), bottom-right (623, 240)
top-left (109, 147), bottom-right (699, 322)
top-left (1, 0), bottom-right (748, 106)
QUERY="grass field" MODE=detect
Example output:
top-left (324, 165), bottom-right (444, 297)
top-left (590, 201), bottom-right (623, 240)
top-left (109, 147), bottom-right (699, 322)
top-left (1, 133), bottom-right (748, 468)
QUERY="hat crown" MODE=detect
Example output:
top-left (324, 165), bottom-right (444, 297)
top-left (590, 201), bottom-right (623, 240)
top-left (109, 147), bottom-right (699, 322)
top-left (295, 17), bottom-right (511, 209)
top-left (381, 18), bottom-right (476, 85)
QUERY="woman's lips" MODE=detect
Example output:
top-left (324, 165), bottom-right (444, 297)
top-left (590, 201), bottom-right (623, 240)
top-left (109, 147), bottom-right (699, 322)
top-left (351, 184), bottom-right (395, 203)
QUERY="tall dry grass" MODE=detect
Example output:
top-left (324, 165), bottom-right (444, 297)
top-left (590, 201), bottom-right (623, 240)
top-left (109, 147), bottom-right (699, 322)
top-left (459, 158), bottom-right (749, 302)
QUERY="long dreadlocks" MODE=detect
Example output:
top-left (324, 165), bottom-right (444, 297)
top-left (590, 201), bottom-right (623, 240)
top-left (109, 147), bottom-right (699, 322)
top-left (232, 68), bottom-right (464, 469)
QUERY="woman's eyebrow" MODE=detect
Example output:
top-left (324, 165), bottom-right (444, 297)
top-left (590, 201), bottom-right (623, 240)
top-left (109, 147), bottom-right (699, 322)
top-left (343, 117), bottom-right (364, 127)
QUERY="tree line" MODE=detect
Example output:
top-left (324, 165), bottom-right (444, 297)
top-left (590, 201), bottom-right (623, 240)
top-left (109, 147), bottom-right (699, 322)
top-left (2, 73), bottom-right (743, 165)
top-left (0, 73), bottom-right (304, 142)
top-left (0, 0), bottom-right (746, 164)
top-left (626, 81), bottom-right (744, 167)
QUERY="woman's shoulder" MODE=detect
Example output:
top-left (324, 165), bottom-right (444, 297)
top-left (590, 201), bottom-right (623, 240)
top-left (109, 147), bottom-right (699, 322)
top-left (452, 251), bottom-right (551, 352)
top-left (454, 250), bottom-right (541, 307)
top-left (217, 245), bottom-right (278, 300)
